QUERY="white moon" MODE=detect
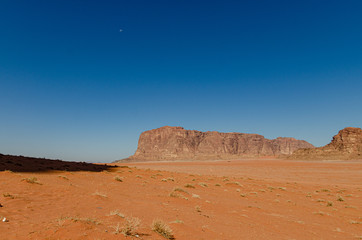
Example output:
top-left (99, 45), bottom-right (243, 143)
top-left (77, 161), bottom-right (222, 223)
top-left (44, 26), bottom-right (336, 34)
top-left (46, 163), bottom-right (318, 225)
top-left (119, 29), bottom-right (123, 32)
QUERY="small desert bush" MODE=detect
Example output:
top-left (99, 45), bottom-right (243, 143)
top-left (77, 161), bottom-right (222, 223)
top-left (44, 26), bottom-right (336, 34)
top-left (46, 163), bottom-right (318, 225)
top-left (225, 182), bottom-right (242, 186)
top-left (3, 193), bottom-right (15, 199)
top-left (114, 176), bottom-right (123, 182)
top-left (58, 175), bottom-right (69, 180)
top-left (171, 219), bottom-right (183, 224)
top-left (57, 216), bottom-right (100, 225)
top-left (152, 219), bottom-right (174, 239)
top-left (184, 184), bottom-right (195, 188)
top-left (92, 191), bottom-right (107, 198)
top-left (192, 193), bottom-right (200, 199)
top-left (327, 201), bottom-right (333, 207)
top-left (113, 223), bottom-right (121, 234)
top-left (109, 210), bottom-right (125, 218)
top-left (22, 177), bottom-right (41, 185)
top-left (195, 205), bottom-right (202, 212)
top-left (173, 187), bottom-right (188, 194)
top-left (337, 195), bottom-right (345, 202)
top-left (121, 216), bottom-right (140, 236)
top-left (198, 182), bottom-right (208, 187)
top-left (169, 189), bottom-right (188, 200)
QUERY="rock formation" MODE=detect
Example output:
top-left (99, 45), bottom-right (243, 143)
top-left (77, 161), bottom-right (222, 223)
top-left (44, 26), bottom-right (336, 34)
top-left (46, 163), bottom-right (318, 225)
top-left (125, 126), bottom-right (314, 161)
top-left (290, 127), bottom-right (362, 160)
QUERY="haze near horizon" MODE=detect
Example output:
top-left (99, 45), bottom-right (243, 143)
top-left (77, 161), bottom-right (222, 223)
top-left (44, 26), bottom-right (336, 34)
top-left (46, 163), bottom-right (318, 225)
top-left (1, 0), bottom-right (361, 162)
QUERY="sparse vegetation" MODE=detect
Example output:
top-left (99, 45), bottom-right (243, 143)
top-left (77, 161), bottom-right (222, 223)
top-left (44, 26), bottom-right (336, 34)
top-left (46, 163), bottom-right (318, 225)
top-left (195, 205), bottom-right (202, 212)
top-left (58, 175), bottom-right (69, 180)
top-left (198, 182), bottom-right (208, 187)
top-left (313, 211), bottom-right (330, 216)
top-left (184, 184), bottom-right (195, 188)
top-left (92, 191), bottom-right (107, 198)
top-left (114, 176), bottom-right (123, 182)
top-left (109, 210), bottom-right (125, 218)
top-left (327, 201), bottom-right (333, 207)
top-left (112, 223), bottom-right (121, 234)
top-left (192, 193), bottom-right (200, 199)
top-left (225, 181), bottom-right (242, 186)
top-left (171, 219), bottom-right (183, 224)
top-left (57, 216), bottom-right (101, 225)
top-left (173, 187), bottom-right (188, 194)
top-left (121, 216), bottom-right (140, 236)
top-left (151, 219), bottom-right (174, 239)
top-left (169, 188), bottom-right (188, 200)
top-left (3, 193), bottom-right (15, 199)
top-left (337, 195), bottom-right (345, 202)
top-left (22, 177), bottom-right (41, 185)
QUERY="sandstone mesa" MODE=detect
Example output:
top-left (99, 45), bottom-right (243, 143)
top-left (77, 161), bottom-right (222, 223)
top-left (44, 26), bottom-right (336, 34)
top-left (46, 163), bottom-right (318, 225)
top-left (124, 126), bottom-right (314, 161)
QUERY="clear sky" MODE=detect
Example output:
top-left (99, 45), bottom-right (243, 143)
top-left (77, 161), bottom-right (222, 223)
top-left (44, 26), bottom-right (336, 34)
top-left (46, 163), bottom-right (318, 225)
top-left (1, 0), bottom-right (361, 162)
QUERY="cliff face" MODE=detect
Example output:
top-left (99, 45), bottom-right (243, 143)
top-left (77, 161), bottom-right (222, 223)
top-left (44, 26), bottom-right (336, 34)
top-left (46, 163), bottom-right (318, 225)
top-left (290, 127), bottom-right (362, 160)
top-left (128, 126), bottom-right (314, 161)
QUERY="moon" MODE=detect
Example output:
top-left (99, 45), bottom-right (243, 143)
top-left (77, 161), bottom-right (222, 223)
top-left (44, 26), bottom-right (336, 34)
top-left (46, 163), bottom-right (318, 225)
top-left (119, 29), bottom-right (123, 32)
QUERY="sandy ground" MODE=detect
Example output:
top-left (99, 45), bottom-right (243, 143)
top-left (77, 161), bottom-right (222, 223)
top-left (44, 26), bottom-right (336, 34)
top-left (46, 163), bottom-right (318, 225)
top-left (0, 158), bottom-right (361, 239)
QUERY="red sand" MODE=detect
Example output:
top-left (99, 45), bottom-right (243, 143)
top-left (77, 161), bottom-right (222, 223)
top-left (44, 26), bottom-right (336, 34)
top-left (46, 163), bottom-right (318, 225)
top-left (1, 159), bottom-right (361, 239)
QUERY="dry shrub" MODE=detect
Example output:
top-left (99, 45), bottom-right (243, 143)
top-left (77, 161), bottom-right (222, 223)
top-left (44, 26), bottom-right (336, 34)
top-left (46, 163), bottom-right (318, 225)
top-left (152, 219), bottom-right (174, 239)
top-left (114, 176), bottom-right (123, 182)
top-left (22, 177), bottom-right (41, 185)
top-left (121, 216), bottom-right (140, 236)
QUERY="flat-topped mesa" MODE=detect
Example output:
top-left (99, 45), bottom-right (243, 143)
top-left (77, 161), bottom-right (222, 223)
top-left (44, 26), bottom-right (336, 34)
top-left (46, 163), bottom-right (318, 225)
top-left (290, 127), bottom-right (362, 160)
top-left (127, 126), bottom-right (314, 161)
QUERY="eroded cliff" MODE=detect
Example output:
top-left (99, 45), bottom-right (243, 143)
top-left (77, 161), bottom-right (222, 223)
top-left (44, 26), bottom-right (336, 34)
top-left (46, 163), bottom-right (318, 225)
top-left (127, 126), bottom-right (314, 161)
top-left (290, 127), bottom-right (362, 160)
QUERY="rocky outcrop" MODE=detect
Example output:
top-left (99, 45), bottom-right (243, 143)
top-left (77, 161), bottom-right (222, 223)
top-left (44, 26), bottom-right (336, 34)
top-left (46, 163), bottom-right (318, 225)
top-left (126, 126), bottom-right (314, 161)
top-left (290, 127), bottom-right (362, 160)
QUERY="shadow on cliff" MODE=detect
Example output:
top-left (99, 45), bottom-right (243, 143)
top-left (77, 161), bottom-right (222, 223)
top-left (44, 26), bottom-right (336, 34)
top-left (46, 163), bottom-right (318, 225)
top-left (0, 153), bottom-right (118, 172)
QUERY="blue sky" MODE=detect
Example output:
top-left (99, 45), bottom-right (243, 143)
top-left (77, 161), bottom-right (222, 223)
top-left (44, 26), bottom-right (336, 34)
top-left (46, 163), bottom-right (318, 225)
top-left (1, 0), bottom-right (361, 162)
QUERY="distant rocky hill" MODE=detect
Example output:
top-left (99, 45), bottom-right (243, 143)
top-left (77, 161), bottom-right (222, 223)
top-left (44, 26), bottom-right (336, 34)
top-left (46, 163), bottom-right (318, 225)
top-left (290, 127), bottom-right (362, 160)
top-left (123, 126), bottom-right (314, 161)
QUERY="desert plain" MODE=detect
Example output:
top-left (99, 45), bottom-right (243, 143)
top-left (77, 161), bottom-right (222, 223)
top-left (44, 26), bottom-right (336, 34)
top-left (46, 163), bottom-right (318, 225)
top-left (0, 158), bottom-right (361, 240)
